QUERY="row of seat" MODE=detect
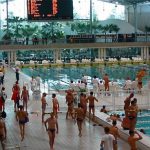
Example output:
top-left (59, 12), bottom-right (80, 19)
top-left (15, 57), bottom-right (143, 65)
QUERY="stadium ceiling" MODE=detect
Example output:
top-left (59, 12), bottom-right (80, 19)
top-left (100, 0), bottom-right (150, 5)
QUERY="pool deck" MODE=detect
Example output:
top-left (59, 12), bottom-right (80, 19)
top-left (2, 66), bottom-right (150, 150)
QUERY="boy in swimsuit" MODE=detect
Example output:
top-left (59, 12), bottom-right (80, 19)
top-left (41, 93), bottom-right (48, 123)
top-left (66, 90), bottom-right (74, 119)
top-left (16, 105), bottom-right (28, 141)
top-left (21, 86), bottom-right (29, 112)
top-left (45, 112), bottom-right (58, 150)
top-left (75, 103), bottom-right (85, 137)
top-left (52, 94), bottom-right (59, 118)
top-left (109, 120), bottom-right (120, 150)
top-left (86, 91), bottom-right (98, 121)
top-left (128, 130), bottom-right (142, 150)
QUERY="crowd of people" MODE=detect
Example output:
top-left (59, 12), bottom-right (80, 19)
top-left (0, 65), bottom-right (149, 150)
top-left (99, 92), bottom-right (143, 150)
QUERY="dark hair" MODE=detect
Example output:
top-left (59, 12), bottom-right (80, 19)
top-left (78, 103), bottom-right (81, 108)
top-left (90, 91), bottom-right (93, 95)
top-left (52, 93), bottom-right (56, 97)
top-left (1, 87), bottom-right (5, 91)
top-left (140, 129), bottom-right (145, 134)
top-left (80, 93), bottom-right (84, 96)
top-left (102, 105), bottom-right (106, 108)
top-left (112, 120), bottom-right (117, 125)
top-left (43, 93), bottom-right (47, 97)
top-left (131, 100), bottom-right (135, 105)
top-left (129, 130), bottom-right (134, 135)
top-left (133, 98), bottom-right (137, 103)
top-left (104, 127), bottom-right (110, 133)
top-left (94, 75), bottom-right (96, 78)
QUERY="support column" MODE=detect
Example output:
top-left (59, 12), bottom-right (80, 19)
top-left (102, 48), bottom-right (106, 59)
top-left (141, 47), bottom-right (150, 61)
top-left (98, 48), bottom-right (106, 59)
top-left (7, 51), bottom-right (11, 65)
top-left (146, 47), bottom-right (150, 61)
top-left (8, 51), bottom-right (17, 65)
top-left (98, 48), bottom-right (101, 59)
top-left (58, 49), bottom-right (61, 60)
top-left (14, 51), bottom-right (17, 63)
top-left (54, 49), bottom-right (61, 63)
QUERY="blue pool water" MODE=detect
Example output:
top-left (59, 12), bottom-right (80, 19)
top-left (21, 64), bottom-right (150, 90)
top-left (136, 110), bottom-right (150, 136)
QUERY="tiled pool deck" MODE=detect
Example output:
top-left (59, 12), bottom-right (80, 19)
top-left (2, 65), bottom-right (150, 150)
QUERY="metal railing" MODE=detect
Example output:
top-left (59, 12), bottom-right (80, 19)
top-left (44, 87), bottom-right (150, 112)
top-left (1, 34), bottom-right (150, 46)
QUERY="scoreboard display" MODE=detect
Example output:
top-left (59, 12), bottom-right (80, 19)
top-left (27, 0), bottom-right (73, 21)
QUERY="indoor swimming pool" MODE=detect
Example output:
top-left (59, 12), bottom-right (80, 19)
top-left (21, 64), bottom-right (150, 136)
top-left (21, 64), bottom-right (150, 91)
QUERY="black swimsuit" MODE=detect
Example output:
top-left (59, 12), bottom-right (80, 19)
top-left (48, 128), bottom-right (55, 134)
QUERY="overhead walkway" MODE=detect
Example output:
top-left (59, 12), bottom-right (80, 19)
top-left (1, 41), bottom-right (150, 51)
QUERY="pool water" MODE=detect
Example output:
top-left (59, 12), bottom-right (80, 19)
top-left (136, 110), bottom-right (150, 136)
top-left (21, 64), bottom-right (150, 90)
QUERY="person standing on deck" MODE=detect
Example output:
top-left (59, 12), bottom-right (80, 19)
top-left (16, 105), bottom-right (28, 141)
top-left (41, 93), bottom-right (48, 123)
top-left (0, 87), bottom-right (7, 112)
top-left (0, 69), bottom-right (4, 87)
top-left (52, 93), bottom-right (59, 118)
top-left (86, 91), bottom-right (98, 121)
top-left (21, 86), bottom-right (29, 112)
top-left (45, 112), bottom-right (58, 150)
top-left (36, 75), bottom-right (41, 90)
top-left (103, 73), bottom-right (110, 95)
top-left (74, 103), bottom-right (85, 137)
top-left (92, 75), bottom-right (99, 96)
top-left (100, 127), bottom-right (115, 150)
top-left (66, 90), bottom-right (74, 119)
top-left (15, 67), bottom-right (20, 82)
top-left (109, 120), bottom-right (120, 150)
top-left (80, 93), bottom-right (87, 119)
top-left (30, 76), bottom-right (37, 92)
top-left (127, 99), bottom-right (138, 131)
top-left (0, 113), bottom-right (7, 150)
top-left (11, 81), bottom-right (20, 112)
top-left (128, 130), bottom-right (142, 150)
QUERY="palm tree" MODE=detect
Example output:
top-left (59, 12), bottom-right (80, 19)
top-left (40, 22), bottom-right (65, 42)
top-left (21, 24), bottom-right (39, 38)
top-left (102, 24), bottom-right (110, 43)
top-left (6, 16), bottom-right (26, 38)
top-left (70, 21), bottom-right (90, 34)
top-left (110, 24), bottom-right (120, 42)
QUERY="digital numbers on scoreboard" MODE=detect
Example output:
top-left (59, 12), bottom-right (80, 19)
top-left (27, 0), bottom-right (73, 21)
